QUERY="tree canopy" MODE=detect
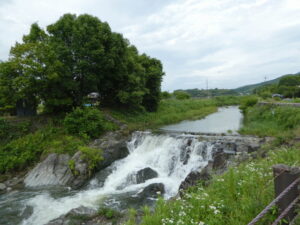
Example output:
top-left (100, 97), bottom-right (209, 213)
top-left (254, 73), bottom-right (300, 98)
top-left (0, 14), bottom-right (164, 114)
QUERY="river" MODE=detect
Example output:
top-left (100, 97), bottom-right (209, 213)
top-left (0, 106), bottom-right (243, 225)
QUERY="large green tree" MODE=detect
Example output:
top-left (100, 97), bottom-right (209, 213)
top-left (0, 13), bottom-right (165, 114)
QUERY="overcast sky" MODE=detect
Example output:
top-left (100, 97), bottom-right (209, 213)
top-left (1, 0), bottom-right (300, 91)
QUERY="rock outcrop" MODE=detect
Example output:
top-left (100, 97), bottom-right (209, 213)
top-left (179, 163), bottom-right (212, 193)
top-left (90, 130), bottom-right (130, 170)
top-left (24, 129), bottom-right (130, 189)
top-left (45, 206), bottom-right (127, 225)
top-left (138, 183), bottom-right (165, 199)
top-left (24, 152), bottom-right (89, 189)
top-left (136, 167), bottom-right (158, 184)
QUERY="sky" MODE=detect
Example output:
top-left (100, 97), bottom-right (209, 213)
top-left (1, 0), bottom-right (300, 91)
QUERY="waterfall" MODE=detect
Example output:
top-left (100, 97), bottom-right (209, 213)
top-left (20, 131), bottom-right (214, 225)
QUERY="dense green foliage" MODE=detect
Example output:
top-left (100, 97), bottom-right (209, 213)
top-left (240, 105), bottom-right (300, 137)
top-left (0, 118), bottom-right (32, 145)
top-left (64, 107), bottom-right (116, 138)
top-left (160, 91), bottom-right (172, 99)
top-left (176, 88), bottom-right (239, 98)
top-left (128, 146), bottom-right (300, 225)
top-left (173, 90), bottom-right (191, 100)
top-left (0, 126), bottom-right (85, 173)
top-left (0, 14), bottom-right (164, 114)
top-left (254, 73), bottom-right (300, 98)
top-left (239, 96), bottom-right (258, 112)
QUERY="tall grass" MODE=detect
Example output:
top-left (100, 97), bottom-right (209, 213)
top-left (240, 105), bottom-right (300, 137)
top-left (128, 147), bottom-right (300, 225)
top-left (110, 96), bottom-right (242, 131)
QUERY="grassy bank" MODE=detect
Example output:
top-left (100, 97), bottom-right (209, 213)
top-left (110, 96), bottom-right (241, 131)
top-left (124, 102), bottom-right (300, 225)
top-left (240, 105), bottom-right (300, 137)
top-left (128, 145), bottom-right (300, 225)
top-left (0, 108), bottom-right (118, 175)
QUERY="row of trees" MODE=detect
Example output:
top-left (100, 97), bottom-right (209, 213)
top-left (0, 14), bottom-right (164, 114)
top-left (255, 73), bottom-right (300, 98)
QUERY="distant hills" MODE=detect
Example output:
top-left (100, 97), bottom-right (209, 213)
top-left (176, 72), bottom-right (300, 97)
top-left (233, 72), bottom-right (300, 94)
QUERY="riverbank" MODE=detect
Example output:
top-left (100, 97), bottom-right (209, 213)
top-left (0, 98), bottom-right (231, 186)
top-left (128, 103), bottom-right (300, 225)
top-left (109, 96), bottom-right (241, 131)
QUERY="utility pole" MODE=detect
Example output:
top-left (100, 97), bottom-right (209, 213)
top-left (206, 79), bottom-right (209, 98)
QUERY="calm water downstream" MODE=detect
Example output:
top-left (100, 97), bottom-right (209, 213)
top-left (161, 106), bottom-right (243, 134)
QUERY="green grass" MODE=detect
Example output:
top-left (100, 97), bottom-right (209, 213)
top-left (0, 125), bottom-right (105, 174)
top-left (240, 105), bottom-right (300, 137)
top-left (110, 97), bottom-right (242, 131)
top-left (127, 146), bottom-right (300, 225)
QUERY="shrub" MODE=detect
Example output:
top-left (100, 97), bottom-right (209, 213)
top-left (0, 118), bottom-right (10, 141)
top-left (173, 91), bottom-right (191, 100)
top-left (98, 207), bottom-right (121, 219)
top-left (161, 91), bottom-right (172, 99)
top-left (79, 146), bottom-right (103, 172)
top-left (64, 107), bottom-right (106, 139)
top-left (239, 96), bottom-right (258, 112)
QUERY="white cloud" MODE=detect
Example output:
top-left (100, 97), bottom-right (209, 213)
top-left (1, 0), bottom-right (300, 90)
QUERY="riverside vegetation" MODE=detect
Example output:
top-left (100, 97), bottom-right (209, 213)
top-left (0, 96), bottom-right (240, 178)
top-left (125, 101), bottom-right (300, 225)
top-left (0, 12), bottom-right (300, 225)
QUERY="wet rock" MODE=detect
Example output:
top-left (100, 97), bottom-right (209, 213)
top-left (212, 151), bottom-right (228, 170)
top-left (46, 206), bottom-right (127, 225)
top-left (179, 163), bottom-right (212, 193)
top-left (24, 152), bottom-right (90, 189)
top-left (24, 153), bottom-right (72, 187)
top-left (139, 183), bottom-right (165, 199)
top-left (136, 168), bottom-right (158, 184)
top-left (20, 206), bottom-right (33, 220)
top-left (6, 187), bottom-right (12, 192)
top-left (69, 151), bottom-right (89, 189)
top-left (91, 131), bottom-right (130, 170)
top-left (0, 183), bottom-right (6, 191)
top-left (46, 206), bottom-right (97, 225)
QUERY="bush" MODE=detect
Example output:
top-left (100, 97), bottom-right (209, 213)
top-left (160, 91), bottom-right (172, 99)
top-left (173, 91), bottom-right (191, 100)
top-left (0, 118), bottom-right (10, 141)
top-left (98, 207), bottom-right (121, 219)
top-left (239, 96), bottom-right (258, 112)
top-left (64, 107), bottom-right (106, 139)
top-left (79, 146), bottom-right (103, 172)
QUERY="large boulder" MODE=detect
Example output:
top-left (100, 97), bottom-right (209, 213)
top-left (24, 129), bottom-right (130, 189)
top-left (46, 206), bottom-right (127, 225)
top-left (90, 130), bottom-right (130, 170)
top-left (136, 167), bottom-right (158, 184)
top-left (46, 206), bottom-right (97, 225)
top-left (179, 163), bottom-right (212, 193)
top-left (138, 183), bottom-right (165, 199)
top-left (24, 152), bottom-right (89, 189)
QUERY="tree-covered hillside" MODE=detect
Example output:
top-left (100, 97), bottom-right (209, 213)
top-left (233, 72), bottom-right (300, 95)
top-left (174, 88), bottom-right (239, 98)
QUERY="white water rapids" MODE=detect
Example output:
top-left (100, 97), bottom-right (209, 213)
top-left (18, 131), bottom-right (214, 225)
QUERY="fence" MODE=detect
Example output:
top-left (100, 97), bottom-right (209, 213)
top-left (248, 164), bottom-right (300, 225)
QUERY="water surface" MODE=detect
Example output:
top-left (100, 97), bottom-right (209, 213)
top-left (161, 106), bottom-right (243, 134)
